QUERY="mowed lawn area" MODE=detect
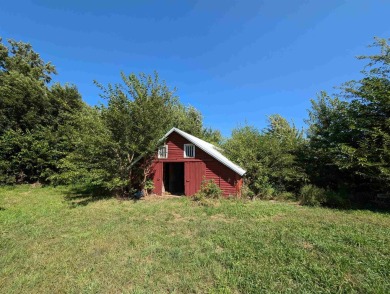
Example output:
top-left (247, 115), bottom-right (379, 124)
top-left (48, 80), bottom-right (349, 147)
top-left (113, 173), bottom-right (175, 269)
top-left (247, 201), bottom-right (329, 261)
top-left (0, 186), bottom-right (389, 293)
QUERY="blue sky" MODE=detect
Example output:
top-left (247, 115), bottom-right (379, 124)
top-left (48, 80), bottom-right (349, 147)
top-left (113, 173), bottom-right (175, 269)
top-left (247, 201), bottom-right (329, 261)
top-left (1, 1), bottom-right (389, 136)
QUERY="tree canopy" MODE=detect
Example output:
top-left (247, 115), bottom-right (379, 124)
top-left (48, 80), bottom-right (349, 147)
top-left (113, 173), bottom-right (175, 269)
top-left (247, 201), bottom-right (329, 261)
top-left (0, 38), bottom-right (83, 184)
top-left (306, 38), bottom-right (390, 198)
top-left (223, 115), bottom-right (306, 198)
top-left (55, 72), bottom-right (219, 194)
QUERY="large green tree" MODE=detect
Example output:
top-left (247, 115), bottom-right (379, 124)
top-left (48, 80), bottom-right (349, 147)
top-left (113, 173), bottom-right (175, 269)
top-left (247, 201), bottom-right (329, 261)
top-left (56, 72), bottom-right (211, 195)
top-left (0, 38), bottom-right (83, 184)
top-left (305, 92), bottom-right (352, 190)
top-left (341, 38), bottom-right (390, 192)
top-left (223, 115), bottom-right (306, 198)
top-left (306, 38), bottom-right (390, 197)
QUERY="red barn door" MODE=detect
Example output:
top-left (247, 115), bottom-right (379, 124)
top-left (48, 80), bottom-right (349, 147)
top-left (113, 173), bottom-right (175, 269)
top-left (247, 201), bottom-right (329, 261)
top-left (152, 162), bottom-right (163, 195)
top-left (185, 162), bottom-right (206, 196)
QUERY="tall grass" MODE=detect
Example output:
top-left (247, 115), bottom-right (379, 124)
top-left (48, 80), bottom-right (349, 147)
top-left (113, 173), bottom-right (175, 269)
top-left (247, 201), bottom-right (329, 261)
top-left (1, 186), bottom-right (389, 293)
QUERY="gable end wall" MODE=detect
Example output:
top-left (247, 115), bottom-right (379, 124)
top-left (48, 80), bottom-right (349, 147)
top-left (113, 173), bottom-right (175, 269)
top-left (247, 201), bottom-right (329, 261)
top-left (152, 132), bottom-right (242, 196)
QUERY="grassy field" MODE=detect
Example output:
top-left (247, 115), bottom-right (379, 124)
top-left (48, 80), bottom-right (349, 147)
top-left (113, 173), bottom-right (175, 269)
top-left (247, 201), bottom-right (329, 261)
top-left (0, 186), bottom-right (389, 293)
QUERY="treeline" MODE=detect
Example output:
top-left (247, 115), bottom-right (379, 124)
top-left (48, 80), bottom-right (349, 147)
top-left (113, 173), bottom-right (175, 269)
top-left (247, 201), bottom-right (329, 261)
top-left (0, 39), bottom-right (83, 184)
top-left (223, 38), bottom-right (390, 206)
top-left (0, 37), bottom-right (389, 207)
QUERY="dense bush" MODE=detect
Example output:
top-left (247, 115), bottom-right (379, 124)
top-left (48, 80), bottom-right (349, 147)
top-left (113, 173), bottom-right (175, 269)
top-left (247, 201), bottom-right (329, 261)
top-left (0, 38), bottom-right (83, 184)
top-left (306, 38), bottom-right (390, 199)
top-left (223, 116), bottom-right (307, 199)
top-left (194, 179), bottom-right (222, 202)
top-left (223, 38), bottom-right (390, 208)
top-left (144, 179), bottom-right (155, 196)
top-left (241, 183), bottom-right (255, 200)
top-left (275, 191), bottom-right (297, 202)
top-left (325, 188), bottom-right (350, 208)
top-left (299, 184), bottom-right (327, 206)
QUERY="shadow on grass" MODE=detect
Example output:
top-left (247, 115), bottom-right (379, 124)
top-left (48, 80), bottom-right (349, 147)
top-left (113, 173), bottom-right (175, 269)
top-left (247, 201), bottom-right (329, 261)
top-left (321, 202), bottom-right (390, 215)
top-left (63, 186), bottom-right (112, 208)
top-left (63, 185), bottom-right (143, 208)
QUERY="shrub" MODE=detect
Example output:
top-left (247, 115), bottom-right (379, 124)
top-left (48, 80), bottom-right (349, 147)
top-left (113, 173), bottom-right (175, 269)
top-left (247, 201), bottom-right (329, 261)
top-left (241, 183), bottom-right (255, 200)
top-left (202, 179), bottom-right (222, 199)
top-left (299, 184), bottom-right (326, 206)
top-left (275, 191), bottom-right (297, 201)
top-left (325, 188), bottom-right (350, 208)
top-left (194, 179), bottom-right (222, 201)
top-left (144, 179), bottom-right (154, 195)
top-left (258, 184), bottom-right (275, 200)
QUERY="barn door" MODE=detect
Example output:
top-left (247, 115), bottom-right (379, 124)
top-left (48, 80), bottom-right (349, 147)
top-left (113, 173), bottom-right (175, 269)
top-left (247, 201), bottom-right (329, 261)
top-left (152, 162), bottom-right (163, 195)
top-left (184, 162), bottom-right (206, 196)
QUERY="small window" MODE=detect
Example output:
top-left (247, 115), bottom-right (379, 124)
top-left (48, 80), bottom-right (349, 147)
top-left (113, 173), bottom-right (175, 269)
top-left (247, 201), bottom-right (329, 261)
top-left (158, 145), bottom-right (168, 159)
top-left (184, 144), bottom-right (195, 158)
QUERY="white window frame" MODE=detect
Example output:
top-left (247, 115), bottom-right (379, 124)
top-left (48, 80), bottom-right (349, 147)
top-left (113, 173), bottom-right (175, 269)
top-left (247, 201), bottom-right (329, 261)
top-left (158, 145), bottom-right (168, 159)
top-left (184, 144), bottom-right (195, 158)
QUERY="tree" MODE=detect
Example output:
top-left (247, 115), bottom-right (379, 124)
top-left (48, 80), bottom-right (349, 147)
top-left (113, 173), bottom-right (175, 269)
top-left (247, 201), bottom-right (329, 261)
top-left (0, 38), bottom-right (56, 133)
top-left (0, 38), bottom-right (83, 184)
top-left (173, 104), bottom-right (223, 145)
top-left (306, 38), bottom-right (390, 197)
top-left (305, 92), bottom-right (352, 190)
top-left (223, 125), bottom-right (266, 196)
top-left (202, 127), bottom-right (223, 146)
top-left (263, 115), bottom-right (307, 193)
top-left (56, 72), bottom-right (209, 195)
top-left (340, 37), bottom-right (390, 192)
top-left (223, 116), bottom-right (306, 198)
top-left (173, 105), bottom-right (203, 137)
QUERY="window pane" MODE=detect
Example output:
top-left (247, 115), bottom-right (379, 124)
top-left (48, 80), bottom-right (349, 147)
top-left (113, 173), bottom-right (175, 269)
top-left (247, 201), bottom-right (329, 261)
top-left (158, 146), bottom-right (167, 158)
top-left (185, 144), bottom-right (195, 157)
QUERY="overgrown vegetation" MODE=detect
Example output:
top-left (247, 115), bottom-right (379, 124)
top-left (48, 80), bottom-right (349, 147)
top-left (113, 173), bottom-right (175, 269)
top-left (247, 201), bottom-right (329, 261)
top-left (298, 184), bottom-right (326, 207)
top-left (223, 115), bottom-right (306, 199)
top-left (223, 37), bottom-right (390, 206)
top-left (193, 179), bottom-right (223, 205)
top-left (54, 72), bottom-right (207, 195)
top-left (1, 186), bottom-right (389, 293)
top-left (1, 36), bottom-right (390, 207)
top-left (0, 38), bottom-right (83, 184)
top-left (0, 38), bottom-right (220, 195)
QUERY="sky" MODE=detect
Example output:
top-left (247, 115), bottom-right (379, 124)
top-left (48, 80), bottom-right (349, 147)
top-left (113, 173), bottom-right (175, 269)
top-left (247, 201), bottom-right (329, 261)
top-left (1, 0), bottom-right (389, 136)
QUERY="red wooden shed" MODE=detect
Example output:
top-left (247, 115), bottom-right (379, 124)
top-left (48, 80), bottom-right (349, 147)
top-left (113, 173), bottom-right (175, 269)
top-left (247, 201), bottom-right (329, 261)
top-left (150, 128), bottom-right (246, 197)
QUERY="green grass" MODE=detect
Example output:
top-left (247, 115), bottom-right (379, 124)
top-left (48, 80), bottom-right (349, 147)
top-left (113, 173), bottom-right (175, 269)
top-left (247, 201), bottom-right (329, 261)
top-left (0, 186), bottom-right (389, 293)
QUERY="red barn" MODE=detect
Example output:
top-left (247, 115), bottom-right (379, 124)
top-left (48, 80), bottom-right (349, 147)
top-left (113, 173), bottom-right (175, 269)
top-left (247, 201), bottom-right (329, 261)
top-left (150, 128), bottom-right (246, 197)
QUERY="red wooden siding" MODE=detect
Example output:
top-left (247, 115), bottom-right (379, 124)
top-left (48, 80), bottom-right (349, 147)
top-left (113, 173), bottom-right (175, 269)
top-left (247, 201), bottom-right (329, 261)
top-left (151, 131), bottom-right (243, 196)
top-left (185, 162), bottom-right (206, 196)
top-left (204, 160), bottom-right (239, 196)
top-left (151, 161), bottom-right (163, 195)
top-left (160, 132), bottom-right (215, 162)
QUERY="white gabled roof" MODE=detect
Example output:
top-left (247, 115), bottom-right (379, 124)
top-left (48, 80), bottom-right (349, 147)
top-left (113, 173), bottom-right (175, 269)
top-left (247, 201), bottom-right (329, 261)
top-left (163, 127), bottom-right (246, 176)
